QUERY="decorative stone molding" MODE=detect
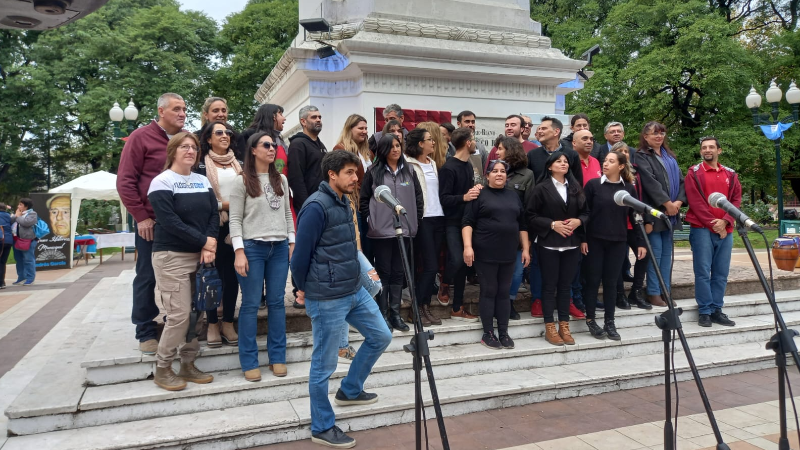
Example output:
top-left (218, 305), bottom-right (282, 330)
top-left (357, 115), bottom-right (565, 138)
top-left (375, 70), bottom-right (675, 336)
top-left (255, 51), bottom-right (296, 104)
top-left (307, 17), bottom-right (551, 49)
top-left (362, 74), bottom-right (555, 101)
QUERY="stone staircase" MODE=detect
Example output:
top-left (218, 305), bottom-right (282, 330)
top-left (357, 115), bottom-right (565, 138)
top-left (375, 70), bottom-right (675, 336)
top-left (3, 268), bottom-right (800, 449)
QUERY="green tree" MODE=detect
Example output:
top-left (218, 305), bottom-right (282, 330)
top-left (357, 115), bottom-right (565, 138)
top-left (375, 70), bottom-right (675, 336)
top-left (212, 0), bottom-right (299, 129)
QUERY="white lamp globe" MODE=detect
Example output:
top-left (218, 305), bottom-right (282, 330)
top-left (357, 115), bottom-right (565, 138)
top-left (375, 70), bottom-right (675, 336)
top-left (109, 102), bottom-right (124, 122)
top-left (745, 87), bottom-right (762, 109)
top-left (124, 99), bottom-right (139, 121)
top-left (786, 81), bottom-right (800, 105)
top-left (766, 80), bottom-right (783, 104)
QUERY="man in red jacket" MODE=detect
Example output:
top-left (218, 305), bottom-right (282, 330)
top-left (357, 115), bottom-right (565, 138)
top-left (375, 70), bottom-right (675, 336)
top-left (685, 136), bottom-right (741, 328)
top-left (116, 93), bottom-right (187, 354)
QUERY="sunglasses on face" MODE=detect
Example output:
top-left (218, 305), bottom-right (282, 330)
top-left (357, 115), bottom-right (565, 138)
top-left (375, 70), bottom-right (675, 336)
top-left (260, 141), bottom-right (278, 149)
top-left (214, 129), bottom-right (234, 137)
top-left (524, 122), bottom-right (533, 128)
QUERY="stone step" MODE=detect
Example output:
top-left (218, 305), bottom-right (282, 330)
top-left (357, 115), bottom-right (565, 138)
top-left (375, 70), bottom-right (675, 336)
top-left (9, 309), bottom-right (800, 436)
top-left (80, 289), bottom-right (800, 386)
top-left (2, 338), bottom-right (791, 450)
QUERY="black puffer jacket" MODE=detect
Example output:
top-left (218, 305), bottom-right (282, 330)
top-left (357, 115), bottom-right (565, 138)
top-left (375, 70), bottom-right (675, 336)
top-left (287, 131), bottom-right (328, 212)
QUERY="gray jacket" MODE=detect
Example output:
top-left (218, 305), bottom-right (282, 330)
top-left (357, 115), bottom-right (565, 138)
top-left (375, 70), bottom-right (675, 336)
top-left (12, 210), bottom-right (38, 240)
top-left (359, 164), bottom-right (424, 238)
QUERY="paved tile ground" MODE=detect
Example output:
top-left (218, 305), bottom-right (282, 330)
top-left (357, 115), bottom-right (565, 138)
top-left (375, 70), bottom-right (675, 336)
top-left (256, 368), bottom-right (800, 450)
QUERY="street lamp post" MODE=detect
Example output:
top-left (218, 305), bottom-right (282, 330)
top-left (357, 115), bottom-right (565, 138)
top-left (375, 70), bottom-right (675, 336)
top-left (746, 80), bottom-right (800, 229)
top-left (109, 99), bottom-right (139, 138)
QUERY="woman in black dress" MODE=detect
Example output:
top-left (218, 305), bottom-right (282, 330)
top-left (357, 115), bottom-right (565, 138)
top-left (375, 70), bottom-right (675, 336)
top-left (526, 152), bottom-right (588, 347)
top-left (463, 159), bottom-right (529, 349)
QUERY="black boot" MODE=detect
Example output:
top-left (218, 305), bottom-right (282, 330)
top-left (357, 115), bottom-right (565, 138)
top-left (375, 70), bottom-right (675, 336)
top-left (604, 319), bottom-right (621, 340)
top-left (377, 289), bottom-right (392, 331)
top-left (389, 285), bottom-right (409, 332)
top-left (510, 299), bottom-right (521, 320)
top-left (628, 288), bottom-right (652, 310)
top-left (615, 292), bottom-right (631, 310)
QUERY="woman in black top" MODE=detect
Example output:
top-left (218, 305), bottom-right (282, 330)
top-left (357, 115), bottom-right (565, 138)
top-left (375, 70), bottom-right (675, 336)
top-left (360, 134), bottom-right (423, 332)
top-left (463, 160), bottom-right (529, 349)
top-left (526, 152), bottom-right (588, 347)
top-left (582, 151), bottom-right (646, 340)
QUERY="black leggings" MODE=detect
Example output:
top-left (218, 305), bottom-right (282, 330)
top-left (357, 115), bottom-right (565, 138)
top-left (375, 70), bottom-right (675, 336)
top-left (582, 237), bottom-right (627, 321)
top-left (415, 217), bottom-right (445, 305)
top-left (617, 231), bottom-right (647, 296)
top-left (444, 223), bottom-right (468, 311)
top-left (474, 261), bottom-right (514, 335)
top-left (538, 246), bottom-right (580, 323)
top-left (371, 237), bottom-right (409, 286)
top-left (207, 223), bottom-right (238, 324)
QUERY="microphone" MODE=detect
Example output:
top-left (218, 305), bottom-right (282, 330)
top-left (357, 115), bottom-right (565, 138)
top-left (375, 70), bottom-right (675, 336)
top-left (375, 185), bottom-right (407, 215)
top-left (708, 193), bottom-right (762, 233)
top-left (614, 190), bottom-right (667, 220)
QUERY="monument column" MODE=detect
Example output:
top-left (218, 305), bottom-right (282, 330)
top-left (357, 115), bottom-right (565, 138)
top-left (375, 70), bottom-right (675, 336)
top-left (255, 0), bottom-right (586, 147)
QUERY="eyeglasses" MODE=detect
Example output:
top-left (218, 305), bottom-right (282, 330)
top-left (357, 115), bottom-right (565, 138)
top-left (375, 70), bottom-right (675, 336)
top-left (178, 144), bottom-right (198, 152)
top-left (213, 129), bottom-right (234, 137)
top-left (524, 122), bottom-right (533, 128)
top-left (260, 141), bottom-right (278, 149)
top-left (423, 138), bottom-right (436, 143)
top-left (647, 132), bottom-right (666, 137)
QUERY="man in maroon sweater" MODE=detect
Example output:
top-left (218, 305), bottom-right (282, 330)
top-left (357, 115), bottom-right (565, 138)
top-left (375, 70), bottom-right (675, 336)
top-left (116, 93), bottom-right (187, 354)
top-left (685, 136), bottom-right (741, 328)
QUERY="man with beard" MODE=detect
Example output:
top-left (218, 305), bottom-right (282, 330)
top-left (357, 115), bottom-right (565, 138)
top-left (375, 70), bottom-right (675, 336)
top-left (685, 136), bottom-right (740, 328)
top-left (291, 150), bottom-right (393, 448)
top-left (287, 105), bottom-right (328, 212)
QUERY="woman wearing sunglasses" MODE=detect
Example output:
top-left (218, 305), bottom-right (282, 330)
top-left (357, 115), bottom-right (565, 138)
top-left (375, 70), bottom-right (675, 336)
top-left (196, 121), bottom-right (243, 348)
top-left (229, 132), bottom-right (295, 381)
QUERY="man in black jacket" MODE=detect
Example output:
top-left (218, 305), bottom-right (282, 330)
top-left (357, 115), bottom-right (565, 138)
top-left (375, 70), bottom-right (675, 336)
top-left (527, 116), bottom-right (583, 185)
top-left (561, 113), bottom-right (608, 164)
top-left (288, 105), bottom-right (328, 212)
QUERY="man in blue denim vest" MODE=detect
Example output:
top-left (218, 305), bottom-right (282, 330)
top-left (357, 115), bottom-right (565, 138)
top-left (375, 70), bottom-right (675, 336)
top-left (291, 150), bottom-right (393, 448)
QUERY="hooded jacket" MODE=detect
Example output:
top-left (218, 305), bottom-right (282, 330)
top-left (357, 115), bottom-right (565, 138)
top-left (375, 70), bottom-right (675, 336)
top-left (287, 131), bottom-right (327, 212)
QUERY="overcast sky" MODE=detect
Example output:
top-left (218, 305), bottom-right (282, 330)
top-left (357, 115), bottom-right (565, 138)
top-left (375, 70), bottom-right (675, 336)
top-left (178, 0), bottom-right (248, 24)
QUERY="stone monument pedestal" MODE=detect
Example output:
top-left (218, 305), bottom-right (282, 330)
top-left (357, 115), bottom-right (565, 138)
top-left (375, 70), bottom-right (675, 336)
top-left (255, 0), bottom-right (586, 146)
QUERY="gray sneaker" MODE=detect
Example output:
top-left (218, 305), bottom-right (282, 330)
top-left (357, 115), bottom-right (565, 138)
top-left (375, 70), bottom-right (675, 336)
top-left (311, 425), bottom-right (356, 448)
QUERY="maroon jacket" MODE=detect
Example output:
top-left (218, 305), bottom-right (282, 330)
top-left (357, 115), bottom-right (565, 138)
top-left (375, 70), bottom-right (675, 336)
top-left (116, 120), bottom-right (176, 222)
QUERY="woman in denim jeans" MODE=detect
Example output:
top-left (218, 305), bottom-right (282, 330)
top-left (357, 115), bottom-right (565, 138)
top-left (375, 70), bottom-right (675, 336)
top-left (229, 132), bottom-right (295, 382)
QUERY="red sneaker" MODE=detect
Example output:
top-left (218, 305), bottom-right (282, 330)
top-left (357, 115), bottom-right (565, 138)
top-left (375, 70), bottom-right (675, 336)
top-left (569, 301), bottom-right (585, 319)
top-left (531, 298), bottom-right (543, 318)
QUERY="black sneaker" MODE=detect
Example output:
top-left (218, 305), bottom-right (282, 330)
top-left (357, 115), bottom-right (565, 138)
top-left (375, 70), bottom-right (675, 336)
top-left (334, 388), bottom-right (378, 406)
top-left (499, 334), bottom-right (515, 349)
top-left (616, 293), bottom-right (631, 310)
top-left (586, 319), bottom-right (606, 339)
top-left (710, 310), bottom-right (735, 327)
top-left (698, 314), bottom-right (712, 327)
top-left (311, 425), bottom-right (356, 448)
top-left (604, 320), bottom-right (621, 340)
top-left (481, 332), bottom-right (502, 350)
top-left (510, 308), bottom-right (521, 320)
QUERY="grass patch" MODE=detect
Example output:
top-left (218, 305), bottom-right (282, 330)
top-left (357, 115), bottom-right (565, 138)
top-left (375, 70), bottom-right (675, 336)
top-left (674, 228), bottom-right (779, 249)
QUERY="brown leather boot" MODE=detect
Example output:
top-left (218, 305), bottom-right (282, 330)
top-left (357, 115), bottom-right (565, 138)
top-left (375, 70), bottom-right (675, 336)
top-left (422, 304), bottom-right (442, 325)
top-left (406, 307), bottom-right (432, 327)
top-left (154, 366), bottom-right (187, 391)
top-left (206, 322), bottom-right (221, 348)
top-left (221, 321), bottom-right (238, 345)
top-left (647, 294), bottom-right (667, 307)
top-left (545, 322), bottom-right (564, 346)
top-left (177, 362), bottom-right (214, 384)
top-left (558, 321), bottom-right (575, 345)
top-left (437, 282), bottom-right (450, 305)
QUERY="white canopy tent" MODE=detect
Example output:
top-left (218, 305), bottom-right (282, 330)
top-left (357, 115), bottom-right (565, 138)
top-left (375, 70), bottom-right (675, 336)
top-left (49, 171), bottom-right (129, 266)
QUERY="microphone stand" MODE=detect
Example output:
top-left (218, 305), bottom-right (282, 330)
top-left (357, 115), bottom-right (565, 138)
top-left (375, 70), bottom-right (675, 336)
top-left (391, 213), bottom-right (450, 450)
top-left (634, 213), bottom-right (729, 450)
top-left (736, 223), bottom-right (800, 450)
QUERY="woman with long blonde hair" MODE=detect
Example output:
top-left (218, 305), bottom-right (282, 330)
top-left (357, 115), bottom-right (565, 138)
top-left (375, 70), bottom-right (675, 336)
top-left (416, 121), bottom-right (447, 169)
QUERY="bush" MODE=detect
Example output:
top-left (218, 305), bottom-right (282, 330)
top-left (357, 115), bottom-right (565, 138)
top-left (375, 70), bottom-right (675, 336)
top-left (740, 196), bottom-right (775, 225)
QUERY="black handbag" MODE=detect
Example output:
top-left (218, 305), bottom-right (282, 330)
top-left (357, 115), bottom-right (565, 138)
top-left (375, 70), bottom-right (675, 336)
top-left (193, 262), bottom-right (222, 311)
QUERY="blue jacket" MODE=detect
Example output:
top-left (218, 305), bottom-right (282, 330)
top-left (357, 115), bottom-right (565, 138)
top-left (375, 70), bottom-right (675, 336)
top-left (291, 181), bottom-right (360, 300)
top-left (0, 212), bottom-right (11, 246)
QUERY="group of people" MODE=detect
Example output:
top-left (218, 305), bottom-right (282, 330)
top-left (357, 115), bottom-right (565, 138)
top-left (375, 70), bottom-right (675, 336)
top-left (0, 200), bottom-right (40, 288)
top-left (116, 93), bottom-right (743, 448)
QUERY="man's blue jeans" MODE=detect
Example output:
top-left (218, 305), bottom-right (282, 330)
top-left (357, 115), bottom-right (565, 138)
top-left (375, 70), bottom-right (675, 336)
top-left (12, 243), bottom-right (36, 283)
top-left (339, 251), bottom-right (382, 349)
top-left (235, 239), bottom-right (289, 372)
top-left (306, 287), bottom-right (392, 434)
top-left (646, 229), bottom-right (674, 295)
top-left (689, 227), bottom-right (733, 315)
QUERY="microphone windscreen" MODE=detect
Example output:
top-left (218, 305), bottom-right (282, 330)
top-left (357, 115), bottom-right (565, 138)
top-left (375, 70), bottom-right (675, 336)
top-left (708, 192), bottom-right (725, 208)
top-left (613, 190), bottom-right (629, 207)
top-left (375, 185), bottom-right (390, 204)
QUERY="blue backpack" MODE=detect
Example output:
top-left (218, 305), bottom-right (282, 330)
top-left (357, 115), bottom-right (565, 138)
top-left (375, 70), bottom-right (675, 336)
top-left (34, 219), bottom-right (49, 239)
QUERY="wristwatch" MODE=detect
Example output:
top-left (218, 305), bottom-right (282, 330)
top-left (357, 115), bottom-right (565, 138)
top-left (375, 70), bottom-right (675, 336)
top-left (218, 201), bottom-right (222, 211)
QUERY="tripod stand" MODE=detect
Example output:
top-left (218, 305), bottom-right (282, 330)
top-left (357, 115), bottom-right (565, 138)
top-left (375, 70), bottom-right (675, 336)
top-left (391, 213), bottom-right (450, 450)
top-left (736, 224), bottom-right (800, 450)
top-left (634, 213), bottom-right (730, 450)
